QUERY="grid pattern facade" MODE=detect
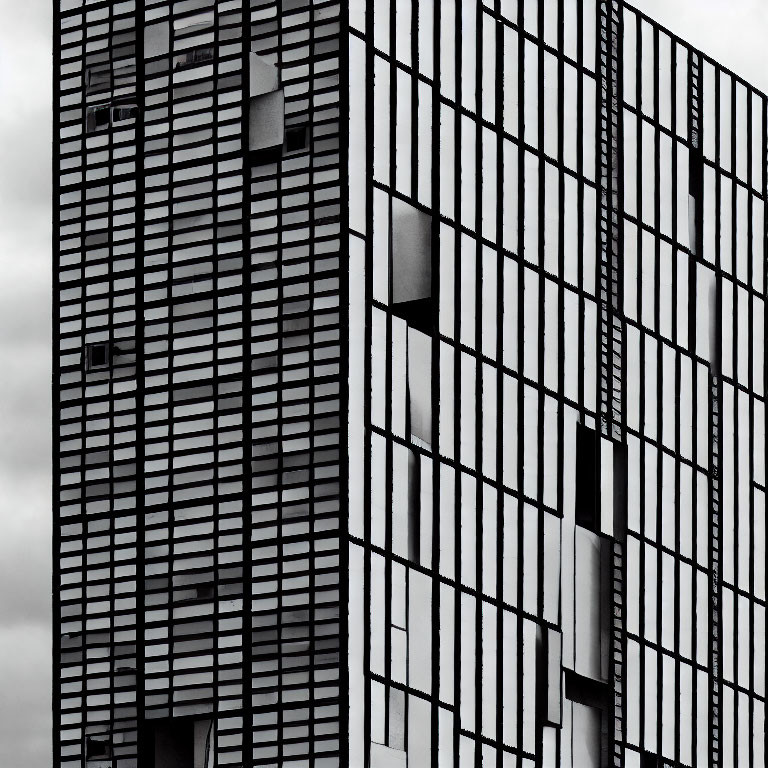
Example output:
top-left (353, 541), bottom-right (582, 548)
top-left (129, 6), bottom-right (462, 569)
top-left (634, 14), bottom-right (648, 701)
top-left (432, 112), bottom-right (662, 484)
top-left (344, 1), bottom-right (767, 768)
top-left (54, 0), bottom-right (347, 766)
top-left (54, 2), bottom-right (767, 768)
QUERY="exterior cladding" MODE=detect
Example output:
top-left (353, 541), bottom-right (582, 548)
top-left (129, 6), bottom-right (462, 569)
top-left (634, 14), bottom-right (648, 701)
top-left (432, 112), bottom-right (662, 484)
top-left (54, 1), bottom-right (768, 768)
top-left (346, 1), bottom-right (768, 768)
top-left (54, 1), bottom-right (345, 767)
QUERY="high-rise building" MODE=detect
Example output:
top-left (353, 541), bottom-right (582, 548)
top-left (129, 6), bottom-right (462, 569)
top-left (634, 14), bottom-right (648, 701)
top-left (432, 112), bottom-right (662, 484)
top-left (54, 1), bottom-right (767, 767)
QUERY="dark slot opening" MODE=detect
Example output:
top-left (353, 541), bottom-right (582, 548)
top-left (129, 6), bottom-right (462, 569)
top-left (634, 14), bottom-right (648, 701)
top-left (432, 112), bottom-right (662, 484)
top-left (94, 106), bottom-right (111, 127)
top-left (688, 147), bottom-right (704, 198)
top-left (563, 669), bottom-right (609, 710)
top-left (641, 751), bottom-right (661, 768)
top-left (612, 441), bottom-right (628, 540)
top-left (249, 145), bottom-right (283, 166)
top-left (86, 342), bottom-right (111, 371)
top-left (393, 297), bottom-right (433, 335)
top-left (575, 423), bottom-right (598, 531)
top-left (85, 736), bottom-right (111, 760)
top-left (143, 717), bottom-right (212, 768)
top-left (285, 125), bottom-right (308, 152)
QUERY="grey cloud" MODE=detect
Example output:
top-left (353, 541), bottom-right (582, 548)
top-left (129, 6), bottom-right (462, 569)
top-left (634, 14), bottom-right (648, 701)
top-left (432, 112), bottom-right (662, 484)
top-left (0, 626), bottom-right (51, 768)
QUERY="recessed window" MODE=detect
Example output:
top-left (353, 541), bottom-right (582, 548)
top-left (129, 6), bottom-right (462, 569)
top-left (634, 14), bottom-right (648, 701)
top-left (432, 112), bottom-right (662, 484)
top-left (85, 734), bottom-right (111, 761)
top-left (391, 198), bottom-right (433, 333)
top-left (85, 104), bottom-right (111, 133)
top-left (688, 147), bottom-right (703, 255)
top-left (85, 342), bottom-right (111, 371)
top-left (537, 628), bottom-right (562, 727)
top-left (248, 52), bottom-right (284, 163)
top-left (111, 104), bottom-right (139, 123)
top-left (85, 103), bottom-right (138, 133)
top-left (85, 65), bottom-right (111, 94)
top-left (641, 751), bottom-right (661, 768)
top-left (173, 46), bottom-right (214, 70)
top-left (145, 717), bottom-right (213, 768)
top-left (285, 125), bottom-right (308, 153)
top-left (575, 423), bottom-right (598, 531)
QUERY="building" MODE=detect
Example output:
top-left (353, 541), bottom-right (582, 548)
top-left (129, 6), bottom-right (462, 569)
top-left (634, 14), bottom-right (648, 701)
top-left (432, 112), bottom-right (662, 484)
top-left (53, 1), bottom-right (766, 767)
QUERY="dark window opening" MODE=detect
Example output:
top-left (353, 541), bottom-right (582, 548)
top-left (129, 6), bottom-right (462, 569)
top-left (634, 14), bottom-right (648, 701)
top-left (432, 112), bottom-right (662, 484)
top-left (86, 104), bottom-right (111, 133)
top-left (85, 735), bottom-right (112, 761)
top-left (688, 147), bottom-right (703, 255)
top-left (85, 342), bottom-right (111, 371)
top-left (395, 297), bottom-right (433, 335)
top-left (86, 103), bottom-right (138, 133)
top-left (285, 125), bottom-right (308, 153)
top-left (641, 751), bottom-right (661, 768)
top-left (564, 669), bottom-right (609, 711)
top-left (111, 104), bottom-right (139, 123)
top-left (407, 449), bottom-right (421, 563)
top-left (144, 717), bottom-right (213, 768)
top-left (575, 423), bottom-right (598, 531)
top-left (612, 441), bottom-right (628, 539)
top-left (173, 46), bottom-right (215, 70)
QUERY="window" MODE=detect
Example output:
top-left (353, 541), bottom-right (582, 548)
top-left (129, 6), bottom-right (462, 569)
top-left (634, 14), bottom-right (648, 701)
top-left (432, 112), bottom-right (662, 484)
top-left (391, 198), bottom-right (433, 333)
top-left (641, 751), bottom-right (661, 768)
top-left (144, 21), bottom-right (170, 59)
top-left (248, 51), bottom-right (284, 163)
top-left (537, 627), bottom-right (562, 727)
top-left (688, 147), bottom-right (703, 255)
top-left (145, 717), bottom-right (213, 768)
top-left (85, 734), bottom-right (111, 762)
top-left (85, 342), bottom-right (111, 371)
top-left (85, 104), bottom-right (111, 133)
top-left (575, 423), bottom-right (598, 531)
top-left (85, 103), bottom-right (139, 133)
top-left (85, 65), bottom-right (111, 94)
top-left (111, 103), bottom-right (139, 123)
top-left (285, 124), bottom-right (308, 153)
top-left (565, 670), bottom-right (609, 768)
top-left (407, 327), bottom-right (432, 448)
top-left (173, 47), bottom-right (215, 70)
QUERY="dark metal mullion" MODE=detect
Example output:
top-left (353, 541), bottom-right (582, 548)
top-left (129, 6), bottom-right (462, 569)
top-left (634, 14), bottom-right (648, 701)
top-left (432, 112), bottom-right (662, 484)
top-left (493, 0), bottom-right (506, 764)
top-left (451, 0), bottom-right (463, 759)
top-left (52, 0), bottom-right (63, 759)
top-left (535, 0), bottom-right (547, 645)
top-left (743, 92), bottom-right (756, 768)
top-left (710, 59), bottom-right (723, 768)
top-left (760, 84), bottom-right (768, 768)
top-left (473, 3), bottom-right (485, 767)
top-left (670, 35), bottom-right (684, 768)
top-left (362, 0), bottom-right (375, 760)
top-left (429, 0), bottom-right (443, 765)
top-left (727, 71), bottom-right (742, 768)
top-left (515, 0), bottom-right (526, 758)
top-left (338, 0), bottom-right (351, 762)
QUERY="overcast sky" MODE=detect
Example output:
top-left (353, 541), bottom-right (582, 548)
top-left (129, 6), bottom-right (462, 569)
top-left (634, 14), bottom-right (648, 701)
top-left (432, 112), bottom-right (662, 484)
top-left (0, 1), bottom-right (764, 767)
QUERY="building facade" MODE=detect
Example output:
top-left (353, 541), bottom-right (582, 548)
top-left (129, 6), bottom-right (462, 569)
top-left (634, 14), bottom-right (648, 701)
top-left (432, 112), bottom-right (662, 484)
top-left (54, 1), bottom-right (766, 768)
